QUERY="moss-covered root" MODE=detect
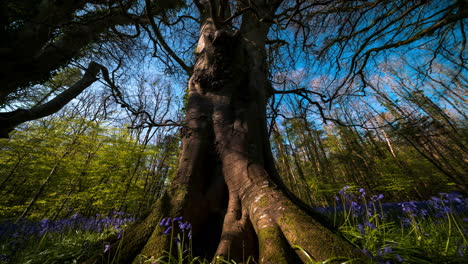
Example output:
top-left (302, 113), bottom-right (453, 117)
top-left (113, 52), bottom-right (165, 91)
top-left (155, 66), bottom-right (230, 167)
top-left (132, 225), bottom-right (171, 264)
top-left (132, 186), bottom-right (190, 263)
top-left (82, 194), bottom-right (171, 264)
top-left (244, 182), bottom-right (368, 263)
top-left (257, 225), bottom-right (302, 263)
top-left (276, 199), bottom-right (368, 263)
top-left (82, 207), bottom-right (161, 264)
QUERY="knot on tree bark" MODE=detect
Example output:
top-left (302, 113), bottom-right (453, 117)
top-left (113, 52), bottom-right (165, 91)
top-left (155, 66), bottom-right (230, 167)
top-left (193, 29), bottom-right (248, 92)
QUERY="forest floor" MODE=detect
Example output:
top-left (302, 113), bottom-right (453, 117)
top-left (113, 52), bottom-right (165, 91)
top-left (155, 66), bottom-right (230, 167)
top-left (1, 188), bottom-right (467, 264)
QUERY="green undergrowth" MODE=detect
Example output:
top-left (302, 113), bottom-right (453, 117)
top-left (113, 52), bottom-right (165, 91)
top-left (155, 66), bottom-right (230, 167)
top-left (1, 190), bottom-right (466, 263)
top-left (1, 228), bottom-right (118, 264)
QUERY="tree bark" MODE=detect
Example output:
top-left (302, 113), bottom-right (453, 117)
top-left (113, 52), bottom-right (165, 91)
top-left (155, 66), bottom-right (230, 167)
top-left (86, 18), bottom-right (366, 263)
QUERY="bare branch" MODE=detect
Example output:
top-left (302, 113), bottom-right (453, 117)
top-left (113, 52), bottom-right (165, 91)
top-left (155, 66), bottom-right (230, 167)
top-left (144, 0), bottom-right (193, 75)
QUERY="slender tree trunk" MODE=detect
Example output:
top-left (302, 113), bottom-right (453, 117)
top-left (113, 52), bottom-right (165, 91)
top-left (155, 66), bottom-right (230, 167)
top-left (0, 155), bottom-right (24, 190)
top-left (16, 162), bottom-right (59, 222)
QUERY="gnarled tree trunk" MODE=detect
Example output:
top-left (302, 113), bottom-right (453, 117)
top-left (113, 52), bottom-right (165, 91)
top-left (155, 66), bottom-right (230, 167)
top-left (86, 17), bottom-right (366, 264)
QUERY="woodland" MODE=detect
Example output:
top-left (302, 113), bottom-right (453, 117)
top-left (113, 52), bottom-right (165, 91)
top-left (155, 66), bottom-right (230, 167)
top-left (0, 0), bottom-right (467, 263)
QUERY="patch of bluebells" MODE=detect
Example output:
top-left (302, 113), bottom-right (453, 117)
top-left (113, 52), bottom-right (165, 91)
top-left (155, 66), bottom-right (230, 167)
top-left (0, 212), bottom-right (135, 240)
top-left (363, 245), bottom-right (406, 264)
top-left (0, 211), bottom-right (135, 262)
top-left (315, 186), bottom-right (467, 224)
top-left (159, 216), bottom-right (193, 254)
top-left (160, 216), bottom-right (192, 240)
top-left (315, 186), bottom-right (468, 261)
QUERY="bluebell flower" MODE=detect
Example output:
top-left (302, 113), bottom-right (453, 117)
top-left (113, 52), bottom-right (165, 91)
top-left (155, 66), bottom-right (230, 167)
top-left (398, 217), bottom-right (412, 227)
top-left (173, 216), bottom-right (183, 222)
top-left (419, 209), bottom-right (428, 218)
top-left (383, 246), bottom-right (392, 254)
top-left (117, 229), bottom-right (123, 240)
top-left (179, 221), bottom-right (191, 231)
top-left (163, 226), bottom-right (172, 234)
top-left (339, 185), bottom-right (350, 195)
top-left (362, 248), bottom-right (374, 258)
top-left (359, 188), bottom-right (366, 198)
top-left (358, 224), bottom-right (366, 236)
top-left (40, 219), bottom-right (49, 226)
top-left (399, 201), bottom-right (417, 217)
top-left (104, 244), bottom-right (110, 253)
top-left (395, 254), bottom-right (404, 262)
top-left (371, 194), bottom-right (384, 202)
top-left (364, 221), bottom-right (376, 229)
top-left (159, 217), bottom-right (171, 227)
top-left (351, 201), bottom-right (360, 210)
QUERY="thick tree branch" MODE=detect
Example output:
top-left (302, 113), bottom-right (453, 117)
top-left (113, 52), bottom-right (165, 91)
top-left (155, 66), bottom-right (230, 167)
top-left (0, 62), bottom-right (102, 138)
top-left (1, 0), bottom-right (189, 105)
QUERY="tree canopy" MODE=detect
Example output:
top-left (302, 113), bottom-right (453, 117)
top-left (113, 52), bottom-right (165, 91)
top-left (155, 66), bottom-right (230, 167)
top-left (1, 0), bottom-right (466, 135)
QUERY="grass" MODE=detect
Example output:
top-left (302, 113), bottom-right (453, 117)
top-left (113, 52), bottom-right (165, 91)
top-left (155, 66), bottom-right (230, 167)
top-left (320, 187), bottom-right (468, 264)
top-left (0, 189), bottom-right (466, 263)
top-left (0, 212), bottom-right (133, 264)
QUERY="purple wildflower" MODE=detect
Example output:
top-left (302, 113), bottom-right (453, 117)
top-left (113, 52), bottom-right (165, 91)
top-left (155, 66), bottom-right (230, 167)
top-left (371, 194), bottom-right (384, 202)
top-left (159, 217), bottom-right (171, 227)
top-left (358, 223), bottom-right (366, 236)
top-left (399, 201), bottom-right (417, 217)
top-left (383, 246), bottom-right (392, 254)
top-left (163, 226), bottom-right (172, 234)
top-left (339, 185), bottom-right (350, 195)
top-left (179, 221), bottom-right (191, 231)
top-left (362, 248), bottom-right (374, 258)
top-left (399, 217), bottom-right (412, 227)
top-left (104, 244), bottom-right (110, 253)
top-left (359, 188), bottom-right (366, 198)
top-left (395, 254), bottom-right (404, 262)
top-left (364, 221), bottom-right (376, 229)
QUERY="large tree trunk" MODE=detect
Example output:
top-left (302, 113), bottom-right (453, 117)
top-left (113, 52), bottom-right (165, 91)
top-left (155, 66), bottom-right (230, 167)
top-left (86, 20), bottom-right (365, 264)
